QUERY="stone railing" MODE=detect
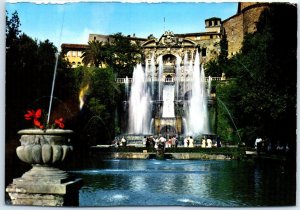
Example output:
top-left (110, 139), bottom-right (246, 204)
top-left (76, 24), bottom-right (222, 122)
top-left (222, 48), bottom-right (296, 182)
top-left (116, 77), bottom-right (223, 83)
top-left (116, 78), bottom-right (133, 83)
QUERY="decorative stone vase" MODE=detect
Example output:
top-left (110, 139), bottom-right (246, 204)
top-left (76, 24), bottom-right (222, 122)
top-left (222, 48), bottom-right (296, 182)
top-left (6, 129), bottom-right (82, 206)
top-left (16, 129), bottom-right (73, 165)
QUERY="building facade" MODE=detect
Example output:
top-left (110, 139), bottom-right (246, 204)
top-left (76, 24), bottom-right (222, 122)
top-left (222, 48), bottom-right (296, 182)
top-left (61, 44), bottom-right (88, 68)
top-left (61, 2), bottom-right (270, 68)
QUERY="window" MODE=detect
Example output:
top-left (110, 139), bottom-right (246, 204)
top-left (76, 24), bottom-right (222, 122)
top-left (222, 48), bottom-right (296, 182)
top-left (210, 35), bottom-right (213, 39)
top-left (67, 51), bottom-right (71, 57)
top-left (72, 51), bottom-right (76, 57)
top-left (78, 51), bottom-right (82, 57)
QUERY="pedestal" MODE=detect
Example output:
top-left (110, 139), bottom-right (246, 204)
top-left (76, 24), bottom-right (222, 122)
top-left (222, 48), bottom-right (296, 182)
top-left (6, 129), bottom-right (82, 206)
top-left (6, 166), bottom-right (82, 206)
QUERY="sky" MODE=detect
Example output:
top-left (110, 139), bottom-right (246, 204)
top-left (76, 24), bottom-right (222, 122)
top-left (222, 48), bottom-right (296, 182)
top-left (6, 1), bottom-right (239, 50)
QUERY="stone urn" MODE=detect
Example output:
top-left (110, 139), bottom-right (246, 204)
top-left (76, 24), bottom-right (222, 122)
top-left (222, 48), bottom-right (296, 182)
top-left (6, 129), bottom-right (82, 206)
top-left (16, 129), bottom-right (73, 165)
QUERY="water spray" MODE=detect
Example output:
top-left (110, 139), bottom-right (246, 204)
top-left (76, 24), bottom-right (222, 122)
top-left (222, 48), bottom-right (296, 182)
top-left (217, 98), bottom-right (242, 142)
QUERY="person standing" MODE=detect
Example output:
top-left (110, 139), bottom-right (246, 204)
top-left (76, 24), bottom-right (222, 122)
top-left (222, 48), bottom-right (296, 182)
top-left (201, 137), bottom-right (206, 148)
top-left (184, 136), bottom-right (188, 147)
top-left (189, 136), bottom-right (194, 148)
top-left (207, 138), bottom-right (212, 148)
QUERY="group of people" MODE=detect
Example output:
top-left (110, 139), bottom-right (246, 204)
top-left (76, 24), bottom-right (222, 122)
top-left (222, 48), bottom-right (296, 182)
top-left (182, 135), bottom-right (221, 148)
top-left (201, 137), bottom-right (213, 148)
top-left (113, 134), bottom-right (223, 149)
top-left (254, 137), bottom-right (289, 154)
top-left (112, 136), bottom-right (127, 147)
top-left (143, 135), bottom-right (179, 150)
top-left (183, 136), bottom-right (194, 147)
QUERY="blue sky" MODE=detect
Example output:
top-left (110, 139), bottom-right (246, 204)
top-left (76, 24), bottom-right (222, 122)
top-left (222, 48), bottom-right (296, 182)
top-left (6, 1), bottom-right (238, 50)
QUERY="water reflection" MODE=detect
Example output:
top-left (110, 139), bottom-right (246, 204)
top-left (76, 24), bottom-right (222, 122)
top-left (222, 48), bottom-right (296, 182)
top-left (71, 159), bottom-right (295, 207)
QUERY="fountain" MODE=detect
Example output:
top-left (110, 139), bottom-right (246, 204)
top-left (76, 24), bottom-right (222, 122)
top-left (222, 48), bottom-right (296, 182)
top-left (158, 55), bottom-right (164, 101)
top-left (125, 76), bottom-right (129, 101)
top-left (150, 52), bottom-right (156, 96)
top-left (128, 64), bottom-right (151, 134)
top-left (162, 84), bottom-right (175, 118)
top-left (123, 50), bottom-right (211, 145)
top-left (186, 51), bottom-right (210, 136)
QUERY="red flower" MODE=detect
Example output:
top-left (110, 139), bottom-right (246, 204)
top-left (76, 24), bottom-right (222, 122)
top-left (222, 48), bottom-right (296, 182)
top-left (34, 119), bottom-right (44, 129)
top-left (24, 109), bottom-right (65, 129)
top-left (24, 109), bottom-right (42, 121)
top-left (54, 117), bottom-right (64, 129)
top-left (24, 109), bottom-right (44, 129)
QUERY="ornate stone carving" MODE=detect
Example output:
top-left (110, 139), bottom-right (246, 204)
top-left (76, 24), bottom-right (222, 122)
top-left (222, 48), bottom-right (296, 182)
top-left (160, 31), bottom-right (180, 47)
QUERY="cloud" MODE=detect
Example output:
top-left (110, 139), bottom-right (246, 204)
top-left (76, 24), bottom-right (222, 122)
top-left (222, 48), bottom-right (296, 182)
top-left (61, 27), bottom-right (92, 45)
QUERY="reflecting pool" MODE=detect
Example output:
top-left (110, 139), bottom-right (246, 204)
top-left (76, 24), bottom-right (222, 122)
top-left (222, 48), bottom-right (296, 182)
top-left (70, 159), bottom-right (295, 207)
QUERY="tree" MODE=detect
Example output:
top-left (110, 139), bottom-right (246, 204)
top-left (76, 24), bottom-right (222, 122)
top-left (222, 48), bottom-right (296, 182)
top-left (105, 33), bottom-right (143, 77)
top-left (81, 40), bottom-right (106, 68)
top-left (219, 3), bottom-right (296, 149)
top-left (72, 66), bottom-right (120, 145)
top-left (204, 31), bottom-right (228, 77)
top-left (6, 11), bottom-right (74, 138)
top-left (6, 10), bottom-right (21, 49)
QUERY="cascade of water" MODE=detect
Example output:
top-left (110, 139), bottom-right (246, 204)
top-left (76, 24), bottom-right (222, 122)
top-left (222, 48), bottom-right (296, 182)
top-left (149, 118), bottom-right (154, 134)
top-left (158, 56), bottom-right (164, 100)
top-left (188, 52), bottom-right (194, 91)
top-left (162, 84), bottom-right (175, 118)
top-left (187, 50), bottom-right (209, 136)
top-left (183, 52), bottom-right (188, 97)
top-left (125, 76), bottom-right (129, 100)
top-left (207, 75), bottom-right (212, 97)
top-left (175, 57), bottom-right (181, 100)
top-left (128, 64), bottom-right (151, 134)
top-left (150, 52), bottom-right (155, 97)
top-left (182, 117), bottom-right (188, 135)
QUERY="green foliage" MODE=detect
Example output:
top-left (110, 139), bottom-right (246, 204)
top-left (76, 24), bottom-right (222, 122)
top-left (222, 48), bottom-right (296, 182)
top-left (204, 59), bottom-right (221, 77)
top-left (107, 33), bottom-right (143, 77)
top-left (81, 40), bottom-right (106, 68)
top-left (204, 32), bottom-right (229, 77)
top-left (216, 4), bottom-right (296, 149)
top-left (71, 66), bottom-right (120, 145)
top-left (81, 33), bottom-right (143, 77)
top-left (215, 80), bottom-right (240, 144)
top-left (6, 11), bottom-right (75, 138)
top-left (6, 10), bottom-right (21, 48)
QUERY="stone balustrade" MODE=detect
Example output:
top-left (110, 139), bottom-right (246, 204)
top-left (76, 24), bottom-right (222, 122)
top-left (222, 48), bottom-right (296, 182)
top-left (116, 77), bottom-right (223, 83)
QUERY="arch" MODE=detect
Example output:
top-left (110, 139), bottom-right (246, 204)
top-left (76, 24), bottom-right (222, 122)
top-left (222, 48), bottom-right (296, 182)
top-left (182, 38), bottom-right (198, 46)
top-left (156, 53), bottom-right (182, 65)
top-left (165, 74), bottom-right (173, 82)
top-left (141, 39), bottom-right (156, 47)
top-left (163, 54), bottom-right (176, 65)
top-left (160, 125), bottom-right (177, 136)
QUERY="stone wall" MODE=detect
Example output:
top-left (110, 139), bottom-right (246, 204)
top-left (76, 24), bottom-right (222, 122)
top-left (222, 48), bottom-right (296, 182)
top-left (239, 2), bottom-right (259, 11)
top-left (223, 14), bottom-right (244, 57)
top-left (222, 3), bottom-right (270, 57)
top-left (243, 4), bottom-right (269, 34)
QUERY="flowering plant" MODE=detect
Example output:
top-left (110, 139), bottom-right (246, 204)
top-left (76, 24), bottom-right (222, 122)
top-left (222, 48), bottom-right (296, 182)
top-left (24, 108), bottom-right (65, 129)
